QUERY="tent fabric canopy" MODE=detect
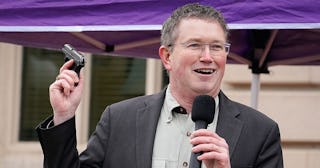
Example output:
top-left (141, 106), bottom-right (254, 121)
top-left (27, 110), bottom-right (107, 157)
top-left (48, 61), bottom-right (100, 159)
top-left (1, 0), bottom-right (319, 29)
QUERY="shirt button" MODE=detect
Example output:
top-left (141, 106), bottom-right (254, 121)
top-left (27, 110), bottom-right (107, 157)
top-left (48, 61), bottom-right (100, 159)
top-left (186, 131), bottom-right (191, 137)
top-left (183, 162), bottom-right (188, 167)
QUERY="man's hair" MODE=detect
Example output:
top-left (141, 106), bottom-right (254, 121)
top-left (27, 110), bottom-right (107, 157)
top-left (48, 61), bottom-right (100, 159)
top-left (161, 3), bottom-right (229, 47)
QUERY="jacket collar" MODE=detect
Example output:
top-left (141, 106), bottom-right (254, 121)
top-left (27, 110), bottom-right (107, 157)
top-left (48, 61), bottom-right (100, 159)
top-left (216, 91), bottom-right (243, 157)
top-left (136, 90), bottom-right (165, 168)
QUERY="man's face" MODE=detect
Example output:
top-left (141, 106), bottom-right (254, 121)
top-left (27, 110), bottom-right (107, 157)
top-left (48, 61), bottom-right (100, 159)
top-left (160, 18), bottom-right (228, 97)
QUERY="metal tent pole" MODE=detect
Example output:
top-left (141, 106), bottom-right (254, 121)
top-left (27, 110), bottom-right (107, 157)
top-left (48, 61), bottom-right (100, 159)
top-left (250, 73), bottom-right (260, 109)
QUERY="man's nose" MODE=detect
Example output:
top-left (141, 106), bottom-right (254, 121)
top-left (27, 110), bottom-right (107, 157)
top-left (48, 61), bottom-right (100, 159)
top-left (199, 45), bottom-right (213, 62)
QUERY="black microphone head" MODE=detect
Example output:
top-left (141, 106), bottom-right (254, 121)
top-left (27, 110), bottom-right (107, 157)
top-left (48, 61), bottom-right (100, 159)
top-left (191, 95), bottom-right (215, 124)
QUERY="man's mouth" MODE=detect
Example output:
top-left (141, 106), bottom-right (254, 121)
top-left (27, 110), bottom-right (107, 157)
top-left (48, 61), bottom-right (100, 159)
top-left (194, 69), bottom-right (215, 75)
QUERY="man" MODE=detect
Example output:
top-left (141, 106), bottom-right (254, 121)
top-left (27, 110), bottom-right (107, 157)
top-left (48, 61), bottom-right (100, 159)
top-left (37, 3), bottom-right (283, 168)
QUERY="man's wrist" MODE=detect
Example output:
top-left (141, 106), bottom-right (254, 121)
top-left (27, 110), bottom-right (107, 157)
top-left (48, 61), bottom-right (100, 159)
top-left (53, 113), bottom-right (75, 125)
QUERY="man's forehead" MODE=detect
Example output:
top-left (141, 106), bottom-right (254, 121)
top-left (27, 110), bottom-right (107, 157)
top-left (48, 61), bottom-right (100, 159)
top-left (175, 19), bottom-right (226, 41)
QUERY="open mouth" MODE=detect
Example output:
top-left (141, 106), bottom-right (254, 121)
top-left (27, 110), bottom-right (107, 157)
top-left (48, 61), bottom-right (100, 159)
top-left (194, 69), bottom-right (215, 75)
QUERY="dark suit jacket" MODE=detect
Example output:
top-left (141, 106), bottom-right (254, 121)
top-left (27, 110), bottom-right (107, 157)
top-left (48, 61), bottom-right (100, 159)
top-left (36, 90), bottom-right (283, 168)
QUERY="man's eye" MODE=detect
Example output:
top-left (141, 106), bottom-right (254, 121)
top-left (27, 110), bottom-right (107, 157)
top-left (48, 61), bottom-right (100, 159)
top-left (187, 43), bottom-right (201, 49)
top-left (210, 44), bottom-right (223, 50)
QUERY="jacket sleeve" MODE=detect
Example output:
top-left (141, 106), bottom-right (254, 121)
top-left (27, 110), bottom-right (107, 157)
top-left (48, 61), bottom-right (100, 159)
top-left (255, 123), bottom-right (284, 168)
top-left (36, 116), bottom-right (80, 168)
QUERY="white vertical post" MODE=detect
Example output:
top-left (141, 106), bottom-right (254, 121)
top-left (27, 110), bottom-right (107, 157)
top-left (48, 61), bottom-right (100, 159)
top-left (145, 59), bottom-right (163, 95)
top-left (76, 53), bottom-right (91, 145)
top-left (250, 73), bottom-right (260, 109)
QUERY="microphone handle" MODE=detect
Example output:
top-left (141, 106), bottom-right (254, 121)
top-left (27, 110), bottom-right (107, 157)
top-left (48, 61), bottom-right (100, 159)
top-left (189, 120), bottom-right (208, 168)
top-left (195, 120), bottom-right (208, 130)
top-left (190, 152), bottom-right (201, 168)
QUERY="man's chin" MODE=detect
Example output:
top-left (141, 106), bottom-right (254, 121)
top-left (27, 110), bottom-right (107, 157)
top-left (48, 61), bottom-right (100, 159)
top-left (191, 85), bottom-right (218, 95)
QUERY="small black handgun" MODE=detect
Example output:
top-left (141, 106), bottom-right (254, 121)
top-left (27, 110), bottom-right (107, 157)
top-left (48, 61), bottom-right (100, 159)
top-left (62, 44), bottom-right (85, 77)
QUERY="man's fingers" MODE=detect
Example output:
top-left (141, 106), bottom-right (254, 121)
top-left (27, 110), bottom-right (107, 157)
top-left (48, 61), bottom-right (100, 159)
top-left (198, 150), bottom-right (229, 162)
top-left (192, 143), bottom-right (228, 153)
top-left (191, 129), bottom-right (221, 139)
top-left (190, 129), bottom-right (229, 165)
top-left (56, 61), bottom-right (80, 87)
top-left (56, 71), bottom-right (79, 87)
top-left (59, 59), bottom-right (74, 73)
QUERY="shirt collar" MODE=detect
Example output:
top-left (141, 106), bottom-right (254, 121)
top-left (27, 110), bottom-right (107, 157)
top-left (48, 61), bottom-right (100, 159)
top-left (163, 85), bottom-right (220, 122)
top-left (163, 85), bottom-right (180, 122)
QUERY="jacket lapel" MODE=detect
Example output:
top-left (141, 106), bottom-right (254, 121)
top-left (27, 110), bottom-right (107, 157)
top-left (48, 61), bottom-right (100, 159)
top-left (216, 92), bottom-right (243, 157)
top-left (134, 90), bottom-right (243, 167)
top-left (135, 91), bottom-right (165, 168)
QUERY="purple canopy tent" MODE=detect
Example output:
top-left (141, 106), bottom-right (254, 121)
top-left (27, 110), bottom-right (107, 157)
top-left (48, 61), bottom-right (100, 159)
top-left (0, 0), bottom-right (319, 108)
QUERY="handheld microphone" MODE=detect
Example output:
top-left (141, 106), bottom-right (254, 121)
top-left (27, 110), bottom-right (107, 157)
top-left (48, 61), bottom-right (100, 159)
top-left (189, 95), bottom-right (215, 168)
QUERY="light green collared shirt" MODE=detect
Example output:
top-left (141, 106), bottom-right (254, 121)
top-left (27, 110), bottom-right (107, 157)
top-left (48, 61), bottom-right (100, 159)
top-left (152, 85), bottom-right (220, 168)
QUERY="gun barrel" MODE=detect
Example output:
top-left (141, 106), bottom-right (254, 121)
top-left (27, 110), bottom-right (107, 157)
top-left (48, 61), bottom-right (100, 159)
top-left (62, 44), bottom-right (85, 65)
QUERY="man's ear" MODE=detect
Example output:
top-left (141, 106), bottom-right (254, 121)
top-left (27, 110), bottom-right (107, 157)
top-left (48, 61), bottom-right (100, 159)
top-left (159, 46), bottom-right (172, 71)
